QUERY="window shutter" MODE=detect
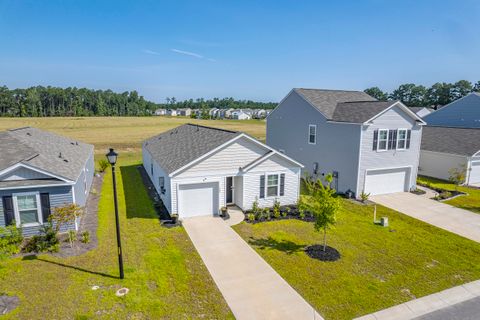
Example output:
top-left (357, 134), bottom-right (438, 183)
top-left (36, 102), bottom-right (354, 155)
top-left (40, 193), bottom-right (51, 223)
top-left (387, 131), bottom-right (394, 150)
top-left (259, 175), bottom-right (265, 199)
top-left (280, 174), bottom-right (285, 196)
top-left (372, 130), bottom-right (378, 151)
top-left (392, 130), bottom-right (398, 149)
top-left (406, 130), bottom-right (411, 149)
top-left (2, 196), bottom-right (14, 226)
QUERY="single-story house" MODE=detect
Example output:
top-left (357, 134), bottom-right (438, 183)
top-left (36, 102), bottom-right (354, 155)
top-left (419, 126), bottom-right (480, 185)
top-left (424, 92), bottom-right (480, 128)
top-left (0, 127), bottom-right (94, 236)
top-left (410, 107), bottom-right (433, 118)
top-left (177, 108), bottom-right (192, 117)
top-left (231, 110), bottom-right (252, 120)
top-left (154, 108), bottom-right (167, 116)
top-left (142, 124), bottom-right (303, 219)
top-left (167, 109), bottom-right (177, 116)
top-left (267, 88), bottom-right (426, 197)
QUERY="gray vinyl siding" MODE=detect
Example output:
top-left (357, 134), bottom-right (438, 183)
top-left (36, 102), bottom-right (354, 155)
top-left (357, 105), bottom-right (422, 195)
top-left (0, 167), bottom-right (51, 180)
top-left (143, 146), bottom-right (172, 213)
top-left (0, 185), bottom-right (74, 237)
top-left (419, 150), bottom-right (468, 181)
top-left (267, 90), bottom-right (361, 193)
top-left (424, 93), bottom-right (480, 128)
top-left (73, 151), bottom-right (95, 206)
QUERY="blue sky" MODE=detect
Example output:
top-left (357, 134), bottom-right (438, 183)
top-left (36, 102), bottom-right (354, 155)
top-left (0, 0), bottom-right (479, 102)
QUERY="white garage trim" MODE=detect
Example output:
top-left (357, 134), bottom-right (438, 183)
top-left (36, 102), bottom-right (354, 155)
top-left (363, 165), bottom-right (412, 196)
top-left (467, 160), bottom-right (480, 185)
top-left (177, 182), bottom-right (219, 218)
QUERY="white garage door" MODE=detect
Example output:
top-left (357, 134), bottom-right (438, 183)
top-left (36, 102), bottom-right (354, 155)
top-left (469, 161), bottom-right (480, 184)
top-left (178, 182), bottom-right (218, 218)
top-left (364, 168), bottom-right (409, 195)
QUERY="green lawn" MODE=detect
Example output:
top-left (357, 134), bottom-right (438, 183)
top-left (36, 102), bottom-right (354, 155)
top-left (418, 175), bottom-right (480, 214)
top-left (233, 199), bottom-right (480, 320)
top-left (0, 158), bottom-right (233, 319)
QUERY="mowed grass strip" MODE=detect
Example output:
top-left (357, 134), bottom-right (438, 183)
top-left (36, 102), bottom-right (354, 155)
top-left (418, 175), bottom-right (480, 214)
top-left (233, 199), bottom-right (480, 320)
top-left (0, 116), bottom-right (266, 152)
top-left (0, 158), bottom-right (233, 319)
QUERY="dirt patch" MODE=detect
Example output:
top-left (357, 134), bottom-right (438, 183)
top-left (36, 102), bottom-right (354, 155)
top-left (304, 245), bottom-right (341, 262)
top-left (0, 294), bottom-right (19, 315)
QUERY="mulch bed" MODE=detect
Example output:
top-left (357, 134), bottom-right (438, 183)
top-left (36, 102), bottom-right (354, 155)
top-left (52, 172), bottom-right (104, 258)
top-left (0, 294), bottom-right (19, 315)
top-left (305, 245), bottom-right (341, 261)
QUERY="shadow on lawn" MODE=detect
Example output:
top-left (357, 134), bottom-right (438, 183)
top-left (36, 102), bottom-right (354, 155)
top-left (22, 255), bottom-right (119, 279)
top-left (248, 237), bottom-right (306, 254)
top-left (120, 164), bottom-right (169, 220)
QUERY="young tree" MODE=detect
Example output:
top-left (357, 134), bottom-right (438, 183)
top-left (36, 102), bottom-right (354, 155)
top-left (449, 164), bottom-right (467, 191)
top-left (299, 173), bottom-right (340, 252)
top-left (49, 204), bottom-right (84, 233)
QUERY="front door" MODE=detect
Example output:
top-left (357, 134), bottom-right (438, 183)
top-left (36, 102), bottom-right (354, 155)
top-left (226, 177), bottom-right (234, 204)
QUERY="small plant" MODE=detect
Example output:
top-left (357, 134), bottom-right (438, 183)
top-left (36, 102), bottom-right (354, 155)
top-left (449, 164), bottom-right (467, 191)
top-left (273, 199), bottom-right (281, 218)
top-left (281, 209), bottom-right (287, 218)
top-left (263, 208), bottom-right (271, 220)
top-left (80, 231), bottom-right (90, 244)
top-left (247, 213), bottom-right (255, 222)
top-left (252, 199), bottom-right (259, 214)
top-left (67, 230), bottom-right (77, 248)
top-left (299, 210), bottom-right (305, 220)
top-left (360, 191), bottom-right (370, 203)
top-left (23, 224), bottom-right (59, 253)
top-left (0, 223), bottom-right (23, 259)
top-left (98, 159), bottom-right (110, 172)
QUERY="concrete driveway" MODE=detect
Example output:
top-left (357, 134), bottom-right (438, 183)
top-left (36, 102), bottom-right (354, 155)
top-left (371, 192), bottom-right (480, 243)
top-left (183, 216), bottom-right (322, 320)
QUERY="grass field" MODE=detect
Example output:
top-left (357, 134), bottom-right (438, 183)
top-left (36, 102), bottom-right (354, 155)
top-left (0, 116), bottom-right (266, 154)
top-left (233, 200), bottom-right (480, 320)
top-left (0, 157), bottom-right (233, 319)
top-left (418, 175), bottom-right (480, 214)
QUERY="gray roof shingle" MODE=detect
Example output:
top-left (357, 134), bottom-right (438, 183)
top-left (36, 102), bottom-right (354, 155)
top-left (421, 126), bottom-right (480, 156)
top-left (332, 101), bottom-right (397, 123)
top-left (294, 88), bottom-right (377, 119)
top-left (1, 127), bottom-right (94, 181)
top-left (143, 124), bottom-right (241, 174)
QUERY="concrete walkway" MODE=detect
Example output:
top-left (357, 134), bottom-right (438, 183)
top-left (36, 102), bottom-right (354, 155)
top-left (355, 280), bottom-right (480, 320)
top-left (371, 192), bottom-right (480, 243)
top-left (183, 215), bottom-right (322, 320)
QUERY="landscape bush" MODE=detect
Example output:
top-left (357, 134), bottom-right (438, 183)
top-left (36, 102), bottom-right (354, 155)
top-left (0, 224), bottom-right (23, 259)
top-left (98, 159), bottom-right (110, 173)
top-left (23, 224), bottom-right (59, 253)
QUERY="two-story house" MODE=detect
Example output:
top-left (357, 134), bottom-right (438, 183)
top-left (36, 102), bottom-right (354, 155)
top-left (267, 88), bottom-right (426, 197)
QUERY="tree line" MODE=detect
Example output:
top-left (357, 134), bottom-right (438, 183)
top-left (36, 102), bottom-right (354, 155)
top-left (0, 85), bottom-right (160, 117)
top-left (365, 80), bottom-right (480, 109)
top-left (160, 97), bottom-right (277, 110)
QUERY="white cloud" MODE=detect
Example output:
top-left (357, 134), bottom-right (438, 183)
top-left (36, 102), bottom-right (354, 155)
top-left (171, 48), bottom-right (204, 59)
top-left (143, 49), bottom-right (160, 55)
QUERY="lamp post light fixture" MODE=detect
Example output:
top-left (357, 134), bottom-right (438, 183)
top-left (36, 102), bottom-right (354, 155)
top-left (106, 148), bottom-right (124, 279)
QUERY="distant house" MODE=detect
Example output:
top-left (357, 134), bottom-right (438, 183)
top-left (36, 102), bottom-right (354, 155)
top-left (142, 124), bottom-right (303, 218)
top-left (419, 126), bottom-right (480, 185)
top-left (167, 109), bottom-right (178, 116)
top-left (410, 107), bottom-right (433, 118)
top-left (178, 108), bottom-right (192, 117)
top-left (154, 108), bottom-right (167, 116)
top-left (253, 109), bottom-right (267, 119)
top-left (221, 108), bottom-right (234, 119)
top-left (0, 127), bottom-right (94, 236)
top-left (209, 108), bottom-right (220, 119)
top-left (267, 88), bottom-right (426, 197)
top-left (424, 92), bottom-right (480, 128)
top-left (231, 110), bottom-right (252, 120)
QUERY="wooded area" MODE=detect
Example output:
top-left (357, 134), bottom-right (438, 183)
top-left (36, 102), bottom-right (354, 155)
top-left (365, 80), bottom-right (480, 108)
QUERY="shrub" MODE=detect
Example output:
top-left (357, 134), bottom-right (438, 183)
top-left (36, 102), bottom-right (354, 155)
top-left (273, 206), bottom-right (280, 219)
top-left (247, 213), bottom-right (255, 222)
top-left (98, 159), bottom-right (110, 173)
top-left (252, 199), bottom-right (259, 214)
top-left (360, 191), bottom-right (370, 203)
top-left (299, 209), bottom-right (306, 220)
top-left (80, 231), bottom-right (90, 244)
top-left (263, 208), bottom-right (271, 220)
top-left (281, 210), bottom-right (287, 218)
top-left (0, 224), bottom-right (23, 259)
top-left (67, 230), bottom-right (77, 248)
top-left (23, 224), bottom-right (59, 253)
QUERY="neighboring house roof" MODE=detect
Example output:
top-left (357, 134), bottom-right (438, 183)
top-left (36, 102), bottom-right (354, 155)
top-left (421, 126), bottom-right (480, 156)
top-left (294, 88), bottom-right (377, 119)
top-left (331, 101), bottom-right (397, 123)
top-left (0, 127), bottom-right (94, 182)
top-left (143, 124), bottom-right (242, 174)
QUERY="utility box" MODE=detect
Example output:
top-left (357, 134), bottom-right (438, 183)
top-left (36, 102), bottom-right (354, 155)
top-left (381, 217), bottom-right (389, 227)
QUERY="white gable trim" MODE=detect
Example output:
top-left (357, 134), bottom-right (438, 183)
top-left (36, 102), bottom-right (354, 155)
top-left (169, 133), bottom-right (304, 177)
top-left (473, 150), bottom-right (480, 157)
top-left (0, 162), bottom-right (73, 183)
top-left (364, 101), bottom-right (427, 125)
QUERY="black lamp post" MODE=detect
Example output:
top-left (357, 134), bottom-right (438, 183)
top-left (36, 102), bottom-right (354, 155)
top-left (106, 148), bottom-right (124, 279)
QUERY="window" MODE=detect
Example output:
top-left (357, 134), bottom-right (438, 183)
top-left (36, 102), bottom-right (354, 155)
top-left (14, 193), bottom-right (41, 226)
top-left (159, 177), bottom-right (165, 194)
top-left (150, 163), bottom-right (154, 176)
top-left (377, 129), bottom-right (388, 151)
top-left (308, 125), bottom-right (316, 144)
top-left (267, 174), bottom-right (279, 197)
top-left (396, 129), bottom-right (407, 150)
